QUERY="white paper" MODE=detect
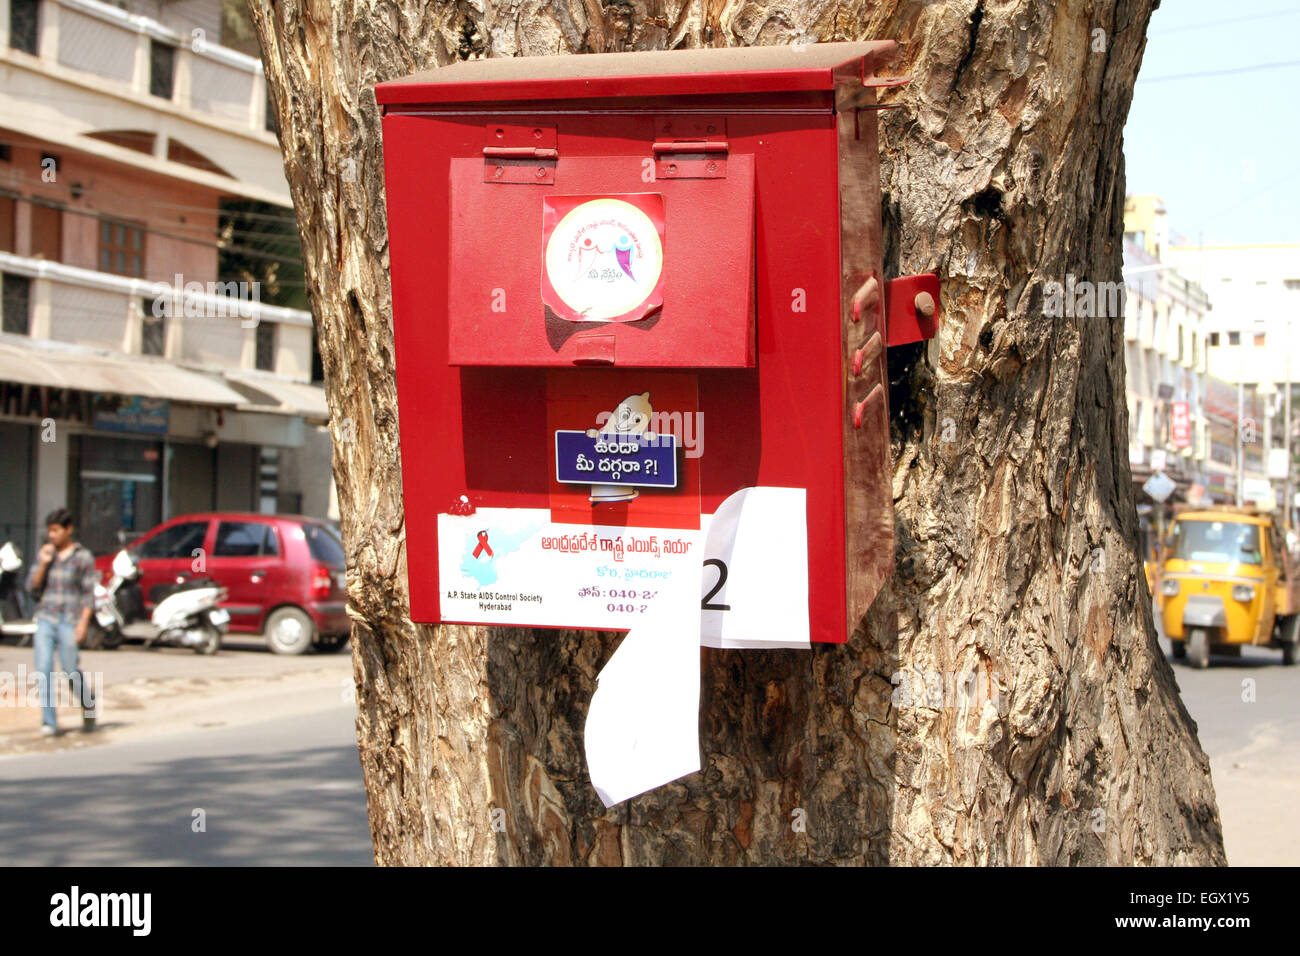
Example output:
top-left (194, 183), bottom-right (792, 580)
top-left (582, 488), bottom-right (813, 805)
top-left (584, 540), bottom-right (702, 807)
top-left (700, 487), bottom-right (810, 649)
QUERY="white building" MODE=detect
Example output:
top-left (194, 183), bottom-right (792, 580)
top-left (1164, 243), bottom-right (1300, 387)
top-left (1122, 231), bottom-right (1215, 499)
top-left (1165, 242), bottom-right (1300, 517)
top-left (0, 0), bottom-right (333, 557)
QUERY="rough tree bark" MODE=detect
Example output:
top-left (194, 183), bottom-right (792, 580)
top-left (246, 0), bottom-right (1226, 865)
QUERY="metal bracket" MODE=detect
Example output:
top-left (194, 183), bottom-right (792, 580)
top-left (483, 123), bottom-right (557, 184)
top-left (859, 52), bottom-right (912, 90)
top-left (652, 116), bottom-right (728, 179)
top-left (884, 273), bottom-right (941, 346)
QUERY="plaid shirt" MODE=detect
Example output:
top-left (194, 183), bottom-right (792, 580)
top-left (27, 544), bottom-right (97, 621)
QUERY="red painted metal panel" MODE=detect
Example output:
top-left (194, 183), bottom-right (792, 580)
top-left (447, 148), bottom-right (755, 367)
top-left (383, 103), bottom-right (850, 638)
top-left (375, 42), bottom-right (897, 107)
top-left (884, 273), bottom-right (941, 346)
top-left (379, 46), bottom-right (926, 643)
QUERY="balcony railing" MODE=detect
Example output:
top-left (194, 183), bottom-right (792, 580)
top-left (0, 250), bottom-right (313, 380)
top-left (7, 0), bottom-right (270, 135)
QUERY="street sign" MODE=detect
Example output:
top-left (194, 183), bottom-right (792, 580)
top-left (1170, 401), bottom-right (1191, 448)
top-left (1143, 471), bottom-right (1176, 503)
top-left (1244, 477), bottom-right (1274, 506)
top-left (1269, 447), bottom-right (1289, 479)
top-left (1150, 449), bottom-right (1167, 472)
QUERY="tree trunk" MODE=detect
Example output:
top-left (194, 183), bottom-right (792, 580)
top-left (246, 0), bottom-right (1226, 865)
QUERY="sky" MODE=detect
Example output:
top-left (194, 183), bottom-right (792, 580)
top-left (1123, 1), bottom-right (1300, 246)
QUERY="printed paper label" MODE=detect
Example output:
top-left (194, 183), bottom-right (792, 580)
top-left (438, 509), bottom-right (699, 628)
top-left (542, 195), bottom-right (665, 323)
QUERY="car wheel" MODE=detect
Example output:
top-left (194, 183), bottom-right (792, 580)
top-left (1187, 628), bottom-right (1210, 669)
top-left (315, 634), bottom-right (349, 653)
top-left (265, 607), bottom-right (315, 655)
top-left (1171, 640), bottom-right (1186, 660)
top-left (1284, 641), bottom-right (1300, 666)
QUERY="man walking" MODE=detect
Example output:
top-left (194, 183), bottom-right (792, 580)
top-left (26, 508), bottom-right (99, 736)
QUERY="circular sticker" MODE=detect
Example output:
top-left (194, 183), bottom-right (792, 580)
top-left (544, 198), bottom-right (664, 321)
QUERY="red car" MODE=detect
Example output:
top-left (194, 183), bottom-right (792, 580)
top-left (95, 513), bottom-right (349, 654)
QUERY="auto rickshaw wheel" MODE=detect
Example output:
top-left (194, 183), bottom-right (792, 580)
top-left (1187, 628), bottom-right (1210, 669)
top-left (1171, 640), bottom-right (1186, 660)
top-left (1279, 615), bottom-right (1300, 666)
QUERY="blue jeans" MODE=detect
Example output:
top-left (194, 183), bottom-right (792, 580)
top-left (33, 614), bottom-right (95, 729)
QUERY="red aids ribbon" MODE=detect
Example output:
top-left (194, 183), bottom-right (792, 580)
top-left (473, 531), bottom-right (493, 558)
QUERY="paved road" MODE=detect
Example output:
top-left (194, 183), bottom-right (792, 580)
top-left (1, 614), bottom-right (1291, 866)
top-left (1155, 606), bottom-right (1300, 866)
top-left (0, 632), bottom-right (350, 684)
top-left (0, 702), bottom-right (372, 866)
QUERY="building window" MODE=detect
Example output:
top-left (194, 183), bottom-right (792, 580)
top-left (0, 192), bottom-right (14, 253)
top-left (1285, 279), bottom-right (1300, 291)
top-left (1209, 332), bottom-right (1219, 347)
top-left (9, 0), bottom-right (39, 55)
top-left (2, 274), bottom-right (31, 335)
top-left (1228, 331), bottom-right (1240, 346)
top-left (29, 201), bottom-right (61, 261)
top-left (150, 41), bottom-right (176, 99)
top-left (255, 322), bottom-right (276, 371)
top-left (140, 300), bottom-right (165, 356)
top-left (1254, 333), bottom-right (1266, 347)
top-left (99, 219), bottom-right (145, 277)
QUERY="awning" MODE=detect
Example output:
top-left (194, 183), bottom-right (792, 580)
top-left (0, 337), bottom-right (247, 406)
top-left (223, 369), bottom-right (329, 422)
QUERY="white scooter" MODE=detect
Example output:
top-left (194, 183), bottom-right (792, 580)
top-left (81, 551), bottom-right (130, 650)
top-left (111, 550), bottom-right (229, 655)
top-left (0, 542), bottom-right (37, 646)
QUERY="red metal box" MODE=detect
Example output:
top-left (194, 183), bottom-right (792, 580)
top-left (377, 42), bottom-right (929, 644)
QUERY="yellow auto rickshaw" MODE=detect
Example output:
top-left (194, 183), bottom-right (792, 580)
top-left (1159, 506), bottom-right (1300, 668)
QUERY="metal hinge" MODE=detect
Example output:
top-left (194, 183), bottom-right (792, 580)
top-left (652, 116), bottom-right (728, 179)
top-left (484, 123), bottom-right (557, 184)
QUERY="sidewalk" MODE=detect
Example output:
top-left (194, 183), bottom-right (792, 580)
top-left (0, 639), bottom-right (355, 757)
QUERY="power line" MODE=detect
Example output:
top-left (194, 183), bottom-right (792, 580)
top-left (1181, 163), bottom-right (1300, 232)
top-left (0, 175), bottom-right (306, 264)
top-left (1138, 59), bottom-right (1300, 84)
top-left (0, 188), bottom-right (307, 267)
top-left (1150, 7), bottom-right (1300, 36)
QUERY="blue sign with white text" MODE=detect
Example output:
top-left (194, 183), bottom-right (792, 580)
top-left (92, 395), bottom-right (170, 435)
top-left (555, 430), bottom-right (678, 488)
